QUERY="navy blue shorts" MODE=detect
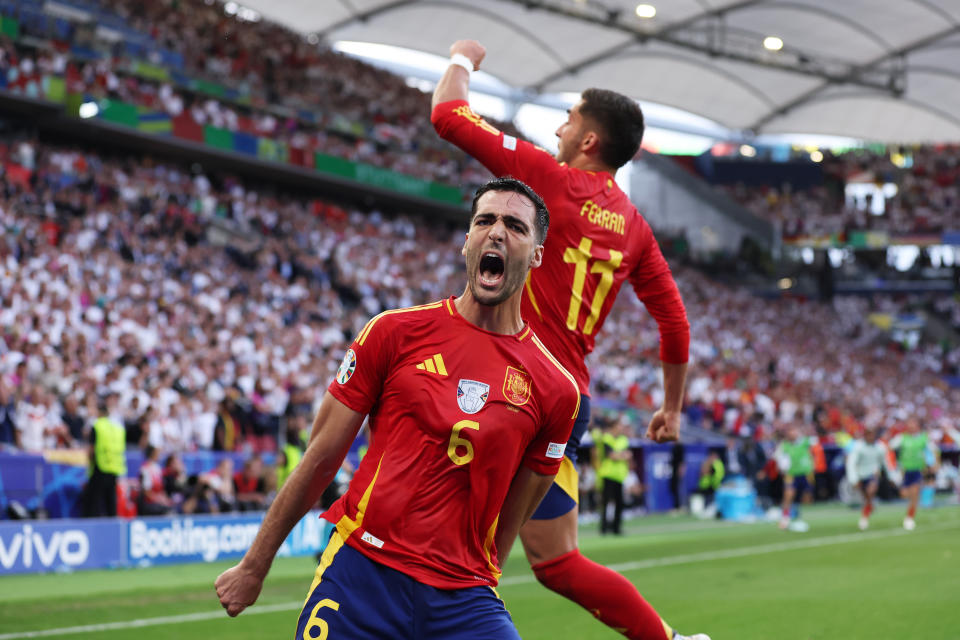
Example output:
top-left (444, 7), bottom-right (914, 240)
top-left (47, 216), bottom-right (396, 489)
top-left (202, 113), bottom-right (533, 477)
top-left (530, 395), bottom-right (590, 520)
top-left (296, 531), bottom-right (519, 640)
top-left (903, 469), bottom-right (923, 487)
top-left (858, 476), bottom-right (878, 492)
top-left (789, 473), bottom-right (813, 494)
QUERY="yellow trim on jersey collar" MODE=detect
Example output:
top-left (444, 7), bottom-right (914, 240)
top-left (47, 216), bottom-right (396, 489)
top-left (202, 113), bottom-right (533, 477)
top-left (357, 301), bottom-right (445, 345)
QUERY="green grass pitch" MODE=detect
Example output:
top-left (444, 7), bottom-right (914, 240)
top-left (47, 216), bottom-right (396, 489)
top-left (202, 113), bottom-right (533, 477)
top-left (1, 503), bottom-right (957, 639)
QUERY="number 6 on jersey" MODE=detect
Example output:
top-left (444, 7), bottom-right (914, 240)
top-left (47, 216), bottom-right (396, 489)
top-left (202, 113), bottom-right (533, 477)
top-left (448, 420), bottom-right (480, 465)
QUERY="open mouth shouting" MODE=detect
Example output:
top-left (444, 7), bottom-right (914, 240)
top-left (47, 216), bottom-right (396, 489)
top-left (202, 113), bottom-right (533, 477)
top-left (478, 250), bottom-right (506, 289)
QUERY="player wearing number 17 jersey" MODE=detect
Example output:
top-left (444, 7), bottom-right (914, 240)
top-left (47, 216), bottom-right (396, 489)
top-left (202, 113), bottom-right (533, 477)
top-left (215, 178), bottom-right (580, 639)
top-left (433, 40), bottom-right (701, 640)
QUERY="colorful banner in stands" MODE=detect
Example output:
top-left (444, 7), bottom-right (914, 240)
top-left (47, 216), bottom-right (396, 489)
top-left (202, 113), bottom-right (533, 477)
top-left (0, 512), bottom-right (330, 575)
top-left (786, 231), bottom-right (960, 248)
top-left (23, 66), bottom-right (467, 206)
top-left (0, 16), bottom-right (18, 39)
top-left (848, 230), bottom-right (890, 249)
top-left (47, 91), bottom-right (465, 205)
top-left (314, 152), bottom-right (463, 204)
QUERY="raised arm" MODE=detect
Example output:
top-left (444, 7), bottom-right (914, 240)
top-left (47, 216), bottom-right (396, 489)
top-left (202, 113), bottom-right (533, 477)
top-left (493, 465), bottom-right (556, 568)
top-left (431, 40), bottom-right (485, 109)
top-left (215, 392), bottom-right (364, 617)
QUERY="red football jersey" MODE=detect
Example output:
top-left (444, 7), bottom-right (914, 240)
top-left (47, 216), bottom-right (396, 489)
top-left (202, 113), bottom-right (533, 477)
top-left (433, 101), bottom-right (690, 395)
top-left (325, 298), bottom-right (580, 589)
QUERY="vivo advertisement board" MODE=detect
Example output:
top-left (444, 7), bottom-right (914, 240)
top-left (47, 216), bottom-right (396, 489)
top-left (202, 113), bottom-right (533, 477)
top-left (0, 511), bottom-right (328, 575)
top-left (0, 518), bottom-right (123, 574)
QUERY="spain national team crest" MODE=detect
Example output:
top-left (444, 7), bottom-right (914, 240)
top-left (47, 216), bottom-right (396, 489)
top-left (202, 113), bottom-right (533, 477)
top-left (502, 366), bottom-right (532, 406)
top-left (336, 349), bottom-right (356, 384)
top-left (457, 379), bottom-right (489, 415)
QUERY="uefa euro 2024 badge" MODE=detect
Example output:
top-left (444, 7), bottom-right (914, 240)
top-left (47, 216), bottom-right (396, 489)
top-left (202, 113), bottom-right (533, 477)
top-left (457, 379), bottom-right (489, 414)
top-left (336, 349), bottom-right (356, 384)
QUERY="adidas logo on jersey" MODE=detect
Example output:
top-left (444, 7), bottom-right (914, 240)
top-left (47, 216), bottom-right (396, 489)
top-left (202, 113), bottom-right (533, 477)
top-left (415, 353), bottom-right (447, 376)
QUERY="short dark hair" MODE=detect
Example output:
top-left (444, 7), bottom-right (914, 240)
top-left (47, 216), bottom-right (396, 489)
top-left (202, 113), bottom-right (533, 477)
top-left (579, 88), bottom-right (645, 169)
top-left (470, 177), bottom-right (549, 244)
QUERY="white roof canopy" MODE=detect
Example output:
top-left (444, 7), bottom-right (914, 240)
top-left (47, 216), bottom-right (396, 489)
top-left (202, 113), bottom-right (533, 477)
top-left (240, 0), bottom-right (960, 143)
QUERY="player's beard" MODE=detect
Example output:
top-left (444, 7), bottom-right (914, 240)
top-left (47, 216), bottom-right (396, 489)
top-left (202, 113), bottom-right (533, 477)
top-left (555, 126), bottom-right (586, 165)
top-left (465, 245), bottom-right (530, 307)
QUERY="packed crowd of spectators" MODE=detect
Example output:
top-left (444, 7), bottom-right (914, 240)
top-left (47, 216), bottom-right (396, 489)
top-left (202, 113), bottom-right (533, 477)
top-left (720, 145), bottom-right (960, 237)
top-left (2, 0), bottom-right (517, 189)
top-left (0, 135), bottom-right (464, 457)
top-left (591, 267), bottom-right (960, 451)
top-left (2, 135), bottom-right (959, 466)
top-left (7, 0), bottom-right (960, 240)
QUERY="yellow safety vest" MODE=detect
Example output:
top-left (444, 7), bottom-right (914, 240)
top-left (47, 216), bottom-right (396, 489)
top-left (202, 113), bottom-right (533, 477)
top-left (93, 417), bottom-right (127, 476)
top-left (277, 443), bottom-right (301, 488)
top-left (698, 458), bottom-right (725, 490)
top-left (599, 433), bottom-right (630, 483)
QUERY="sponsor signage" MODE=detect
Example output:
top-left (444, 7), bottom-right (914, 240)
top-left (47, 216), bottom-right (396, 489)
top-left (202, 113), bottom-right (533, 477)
top-left (0, 519), bottom-right (121, 574)
top-left (0, 512), bottom-right (329, 575)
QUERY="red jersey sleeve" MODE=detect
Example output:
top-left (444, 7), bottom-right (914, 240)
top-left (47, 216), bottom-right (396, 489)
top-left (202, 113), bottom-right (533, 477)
top-left (431, 99), bottom-right (566, 200)
top-left (327, 313), bottom-right (396, 414)
top-left (521, 370), bottom-right (581, 476)
top-left (628, 221), bottom-right (690, 364)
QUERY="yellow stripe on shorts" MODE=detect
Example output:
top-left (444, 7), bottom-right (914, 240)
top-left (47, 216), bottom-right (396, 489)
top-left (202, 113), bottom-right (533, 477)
top-left (554, 456), bottom-right (579, 503)
top-left (300, 526), bottom-right (346, 612)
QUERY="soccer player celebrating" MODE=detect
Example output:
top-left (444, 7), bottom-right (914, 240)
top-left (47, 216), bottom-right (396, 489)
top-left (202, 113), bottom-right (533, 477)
top-left (215, 178), bottom-right (581, 639)
top-left (845, 427), bottom-right (890, 530)
top-left (433, 41), bottom-right (704, 640)
top-left (888, 418), bottom-right (937, 530)
top-left (773, 424), bottom-right (814, 531)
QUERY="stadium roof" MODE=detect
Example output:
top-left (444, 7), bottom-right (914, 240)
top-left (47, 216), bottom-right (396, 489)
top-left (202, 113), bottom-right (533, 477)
top-left (241, 0), bottom-right (960, 144)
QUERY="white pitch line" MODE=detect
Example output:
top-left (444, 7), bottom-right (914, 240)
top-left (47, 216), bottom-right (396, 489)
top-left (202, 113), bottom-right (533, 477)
top-left (2, 521), bottom-right (956, 639)
top-left (0, 602), bottom-right (302, 639)
top-left (529, 519), bottom-right (960, 582)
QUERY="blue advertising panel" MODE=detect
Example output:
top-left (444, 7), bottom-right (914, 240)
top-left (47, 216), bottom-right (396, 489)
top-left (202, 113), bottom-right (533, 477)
top-left (683, 444), bottom-right (712, 497)
top-left (0, 518), bottom-right (123, 574)
top-left (127, 512), bottom-right (329, 567)
top-left (643, 444), bottom-right (677, 512)
top-left (0, 451), bottom-right (275, 519)
top-left (0, 511), bottom-right (328, 575)
top-left (641, 443), bottom-right (715, 512)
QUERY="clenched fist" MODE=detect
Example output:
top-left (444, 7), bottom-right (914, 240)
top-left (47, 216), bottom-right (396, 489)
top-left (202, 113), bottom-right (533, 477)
top-left (215, 563), bottom-right (264, 617)
top-left (450, 40), bottom-right (486, 70)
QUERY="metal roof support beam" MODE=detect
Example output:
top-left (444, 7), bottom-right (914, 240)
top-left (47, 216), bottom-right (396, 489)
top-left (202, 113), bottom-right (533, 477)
top-left (506, 0), bottom-right (902, 93)
top-left (750, 24), bottom-right (960, 131)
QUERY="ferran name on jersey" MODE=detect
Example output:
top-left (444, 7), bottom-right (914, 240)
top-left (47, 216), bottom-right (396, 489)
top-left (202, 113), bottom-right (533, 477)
top-left (336, 349), bottom-right (356, 384)
top-left (502, 366), bottom-right (532, 406)
top-left (457, 379), bottom-right (490, 415)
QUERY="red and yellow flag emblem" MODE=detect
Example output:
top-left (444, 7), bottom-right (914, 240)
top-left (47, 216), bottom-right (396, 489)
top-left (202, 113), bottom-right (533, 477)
top-left (503, 366), bottom-right (532, 406)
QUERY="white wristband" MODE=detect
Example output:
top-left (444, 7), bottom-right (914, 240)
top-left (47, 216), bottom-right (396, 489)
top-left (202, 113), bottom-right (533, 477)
top-left (449, 53), bottom-right (474, 74)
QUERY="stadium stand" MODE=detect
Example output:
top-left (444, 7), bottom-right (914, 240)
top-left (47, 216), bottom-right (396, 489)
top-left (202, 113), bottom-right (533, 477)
top-left (1, 1), bottom-right (958, 524)
top-left (710, 146), bottom-right (960, 236)
top-left (2, 135), bottom-right (958, 461)
top-left (0, 0), bottom-right (522, 190)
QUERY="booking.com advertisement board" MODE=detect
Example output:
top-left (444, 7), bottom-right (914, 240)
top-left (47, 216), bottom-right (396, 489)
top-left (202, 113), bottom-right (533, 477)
top-left (0, 511), bottom-right (330, 575)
